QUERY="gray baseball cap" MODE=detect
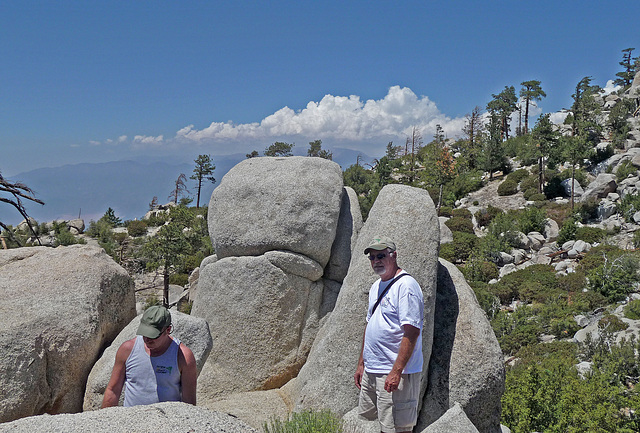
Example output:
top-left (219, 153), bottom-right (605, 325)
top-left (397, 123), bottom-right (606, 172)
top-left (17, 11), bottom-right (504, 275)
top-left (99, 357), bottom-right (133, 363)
top-left (364, 236), bottom-right (396, 255)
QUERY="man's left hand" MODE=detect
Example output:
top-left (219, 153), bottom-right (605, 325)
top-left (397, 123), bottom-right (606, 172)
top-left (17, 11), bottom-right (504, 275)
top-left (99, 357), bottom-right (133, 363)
top-left (384, 370), bottom-right (401, 392)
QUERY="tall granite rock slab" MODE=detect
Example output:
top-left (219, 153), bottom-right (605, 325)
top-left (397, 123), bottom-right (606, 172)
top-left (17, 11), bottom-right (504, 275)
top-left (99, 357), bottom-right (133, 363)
top-left (290, 184), bottom-right (439, 416)
top-left (324, 186), bottom-right (363, 283)
top-left (193, 254), bottom-right (324, 404)
top-left (0, 245), bottom-right (135, 423)
top-left (417, 259), bottom-right (504, 433)
top-left (83, 310), bottom-right (213, 411)
top-left (0, 402), bottom-right (258, 433)
top-left (208, 156), bottom-right (344, 267)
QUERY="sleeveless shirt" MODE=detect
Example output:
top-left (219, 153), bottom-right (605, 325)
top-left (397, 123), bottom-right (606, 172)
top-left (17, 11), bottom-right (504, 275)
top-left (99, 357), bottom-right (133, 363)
top-left (123, 335), bottom-right (182, 406)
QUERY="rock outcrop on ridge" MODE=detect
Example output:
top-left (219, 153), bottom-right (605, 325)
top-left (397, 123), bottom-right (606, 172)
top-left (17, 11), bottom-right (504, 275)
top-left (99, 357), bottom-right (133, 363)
top-left (193, 156), bottom-right (361, 402)
top-left (0, 245), bottom-right (135, 423)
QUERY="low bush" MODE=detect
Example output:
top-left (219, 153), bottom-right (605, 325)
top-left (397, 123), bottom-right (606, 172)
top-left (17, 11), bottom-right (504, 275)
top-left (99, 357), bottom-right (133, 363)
top-left (169, 273), bottom-right (189, 287)
top-left (575, 226), bottom-right (606, 243)
top-left (474, 205), bottom-right (503, 228)
top-left (543, 177), bottom-right (565, 199)
top-left (615, 160), bottom-right (637, 182)
top-left (598, 314), bottom-right (629, 332)
top-left (522, 188), bottom-right (539, 200)
top-left (444, 217), bottom-right (474, 234)
top-left (440, 231), bottom-right (478, 263)
top-left (557, 218), bottom-right (577, 245)
top-left (519, 175), bottom-right (539, 193)
top-left (498, 179), bottom-right (518, 196)
top-left (469, 282), bottom-right (500, 319)
top-left (528, 193), bottom-right (546, 202)
top-left (507, 168), bottom-right (530, 184)
top-left (624, 299), bottom-right (640, 320)
top-left (264, 410), bottom-right (344, 433)
top-left (462, 256), bottom-right (499, 283)
top-left (438, 206), bottom-right (452, 217)
top-left (549, 317), bottom-right (581, 338)
top-left (451, 208), bottom-right (472, 219)
top-left (516, 207), bottom-right (547, 234)
top-left (575, 199), bottom-right (600, 223)
top-left (491, 265), bottom-right (558, 304)
top-left (586, 252), bottom-right (640, 302)
top-left (126, 220), bottom-right (148, 237)
top-left (491, 307), bottom-right (543, 355)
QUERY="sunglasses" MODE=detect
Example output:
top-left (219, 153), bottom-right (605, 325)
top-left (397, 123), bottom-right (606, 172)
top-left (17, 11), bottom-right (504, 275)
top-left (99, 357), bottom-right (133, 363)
top-left (368, 252), bottom-right (388, 261)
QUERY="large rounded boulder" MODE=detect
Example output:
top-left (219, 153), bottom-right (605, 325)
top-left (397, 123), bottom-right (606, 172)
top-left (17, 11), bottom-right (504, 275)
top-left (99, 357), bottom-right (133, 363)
top-left (0, 245), bottom-right (135, 423)
top-left (208, 156), bottom-right (344, 267)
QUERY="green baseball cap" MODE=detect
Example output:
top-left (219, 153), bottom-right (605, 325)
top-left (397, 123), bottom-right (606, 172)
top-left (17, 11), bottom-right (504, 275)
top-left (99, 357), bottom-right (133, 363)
top-left (137, 305), bottom-right (172, 338)
top-left (364, 236), bottom-right (397, 255)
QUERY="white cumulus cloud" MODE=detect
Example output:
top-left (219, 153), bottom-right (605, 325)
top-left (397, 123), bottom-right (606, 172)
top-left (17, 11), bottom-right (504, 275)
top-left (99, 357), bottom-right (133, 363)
top-left (174, 86), bottom-right (466, 144)
top-left (133, 135), bottom-right (164, 145)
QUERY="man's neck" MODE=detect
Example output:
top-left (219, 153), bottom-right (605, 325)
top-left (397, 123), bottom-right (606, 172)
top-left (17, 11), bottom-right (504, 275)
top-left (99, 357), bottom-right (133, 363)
top-left (380, 266), bottom-right (402, 282)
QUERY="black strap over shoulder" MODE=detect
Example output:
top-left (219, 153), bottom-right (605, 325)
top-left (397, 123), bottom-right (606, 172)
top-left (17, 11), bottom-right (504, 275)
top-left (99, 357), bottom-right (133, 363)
top-left (371, 272), bottom-right (411, 316)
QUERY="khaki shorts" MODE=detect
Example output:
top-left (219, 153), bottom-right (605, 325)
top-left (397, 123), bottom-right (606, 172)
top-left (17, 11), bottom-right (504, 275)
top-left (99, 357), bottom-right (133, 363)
top-left (358, 371), bottom-right (421, 433)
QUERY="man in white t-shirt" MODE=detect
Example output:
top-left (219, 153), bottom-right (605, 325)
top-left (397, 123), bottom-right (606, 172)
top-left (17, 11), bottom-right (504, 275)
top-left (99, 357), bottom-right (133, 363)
top-left (354, 236), bottom-right (424, 433)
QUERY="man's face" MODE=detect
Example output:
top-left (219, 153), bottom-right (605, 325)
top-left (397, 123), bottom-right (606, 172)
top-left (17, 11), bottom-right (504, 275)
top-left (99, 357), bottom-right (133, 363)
top-left (142, 326), bottom-right (169, 349)
top-left (369, 249), bottom-right (394, 276)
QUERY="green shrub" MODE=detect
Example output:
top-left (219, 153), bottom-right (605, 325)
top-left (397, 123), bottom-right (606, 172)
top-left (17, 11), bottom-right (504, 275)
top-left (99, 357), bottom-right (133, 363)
top-left (557, 217), bottom-right (577, 245)
top-left (623, 299), bottom-right (640, 320)
top-left (144, 295), bottom-right (161, 310)
top-left (451, 208), bottom-right (472, 219)
top-left (569, 290), bottom-right (608, 312)
top-left (529, 193), bottom-right (546, 202)
top-left (543, 177), bottom-right (565, 199)
top-left (519, 175), bottom-right (539, 193)
top-left (618, 192), bottom-right (640, 222)
top-left (263, 409), bottom-right (344, 433)
top-left (473, 200), bottom-right (479, 206)
top-left (549, 317), bottom-right (581, 338)
top-left (462, 256), bottom-right (499, 283)
top-left (440, 232), bottom-right (478, 263)
top-left (506, 168), bottom-right (530, 184)
top-left (575, 199), bottom-right (600, 223)
top-left (474, 205), bottom-right (503, 228)
top-left (444, 217), bottom-right (474, 234)
top-left (556, 272), bottom-right (586, 293)
top-left (169, 273), bottom-right (189, 287)
top-left (615, 160), bottom-right (637, 181)
top-left (515, 207), bottom-right (547, 234)
top-left (598, 315), bottom-right (629, 332)
top-left (522, 188), bottom-right (538, 200)
top-left (492, 264), bottom-right (558, 304)
top-left (491, 307), bottom-right (543, 355)
top-left (575, 226), bottom-right (606, 243)
top-left (633, 230), bottom-right (640, 248)
top-left (587, 252), bottom-right (640, 302)
top-left (438, 206), bottom-right (452, 217)
top-left (469, 281), bottom-right (500, 319)
top-left (126, 220), bottom-right (148, 237)
top-left (498, 178), bottom-right (518, 196)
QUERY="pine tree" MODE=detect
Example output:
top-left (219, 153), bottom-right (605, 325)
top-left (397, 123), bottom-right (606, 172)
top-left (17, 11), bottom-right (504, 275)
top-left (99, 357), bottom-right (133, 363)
top-left (520, 80), bottom-right (547, 134)
top-left (190, 155), bottom-right (216, 208)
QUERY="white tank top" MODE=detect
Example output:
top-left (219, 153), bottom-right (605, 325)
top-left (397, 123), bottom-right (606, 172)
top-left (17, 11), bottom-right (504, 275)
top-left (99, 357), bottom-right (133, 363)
top-left (123, 335), bottom-right (182, 406)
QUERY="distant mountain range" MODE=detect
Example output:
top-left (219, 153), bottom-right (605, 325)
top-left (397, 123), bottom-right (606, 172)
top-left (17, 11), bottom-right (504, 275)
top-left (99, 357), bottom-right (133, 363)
top-left (3, 148), bottom-right (367, 226)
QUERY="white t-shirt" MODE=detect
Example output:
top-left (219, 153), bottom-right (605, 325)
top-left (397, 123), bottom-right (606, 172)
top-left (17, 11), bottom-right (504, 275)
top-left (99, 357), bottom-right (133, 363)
top-left (363, 272), bottom-right (424, 374)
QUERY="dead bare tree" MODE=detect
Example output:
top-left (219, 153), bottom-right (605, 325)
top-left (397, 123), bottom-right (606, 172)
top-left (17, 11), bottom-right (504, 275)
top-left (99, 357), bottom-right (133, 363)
top-left (0, 171), bottom-right (44, 246)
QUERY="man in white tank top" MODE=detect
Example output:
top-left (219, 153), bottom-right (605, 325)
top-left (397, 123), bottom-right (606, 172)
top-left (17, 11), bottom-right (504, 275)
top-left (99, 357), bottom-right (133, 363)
top-left (101, 305), bottom-right (197, 408)
top-left (354, 236), bottom-right (424, 433)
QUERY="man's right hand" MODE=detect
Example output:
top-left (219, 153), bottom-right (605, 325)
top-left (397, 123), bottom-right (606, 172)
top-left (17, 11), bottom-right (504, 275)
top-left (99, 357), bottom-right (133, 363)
top-left (354, 363), bottom-right (364, 389)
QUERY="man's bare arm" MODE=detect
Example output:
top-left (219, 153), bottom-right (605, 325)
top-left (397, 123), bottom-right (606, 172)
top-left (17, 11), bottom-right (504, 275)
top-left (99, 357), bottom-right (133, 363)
top-left (178, 344), bottom-right (198, 405)
top-left (353, 325), bottom-right (367, 389)
top-left (101, 339), bottom-right (134, 408)
top-left (384, 324), bottom-right (420, 392)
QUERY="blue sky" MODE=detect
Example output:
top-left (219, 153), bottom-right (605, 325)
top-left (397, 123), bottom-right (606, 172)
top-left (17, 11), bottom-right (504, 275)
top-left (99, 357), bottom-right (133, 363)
top-left (1, 1), bottom-right (639, 177)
